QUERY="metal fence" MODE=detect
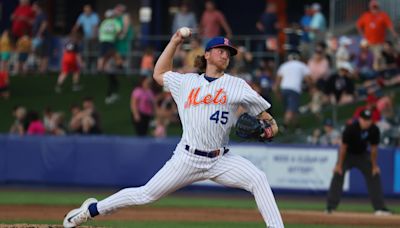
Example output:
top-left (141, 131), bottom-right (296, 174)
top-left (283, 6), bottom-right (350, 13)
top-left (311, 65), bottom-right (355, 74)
top-left (80, 35), bottom-right (280, 75)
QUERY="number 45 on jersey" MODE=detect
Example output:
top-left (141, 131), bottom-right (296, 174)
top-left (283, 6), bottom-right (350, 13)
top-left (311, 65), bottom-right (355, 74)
top-left (210, 110), bottom-right (229, 125)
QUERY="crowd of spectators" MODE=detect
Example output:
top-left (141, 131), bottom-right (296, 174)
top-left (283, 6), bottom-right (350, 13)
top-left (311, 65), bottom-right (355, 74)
top-left (9, 96), bottom-right (102, 136)
top-left (3, 0), bottom-right (400, 145)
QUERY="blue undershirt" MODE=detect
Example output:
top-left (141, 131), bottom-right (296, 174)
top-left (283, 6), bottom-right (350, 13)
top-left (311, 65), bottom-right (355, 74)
top-left (204, 75), bottom-right (218, 82)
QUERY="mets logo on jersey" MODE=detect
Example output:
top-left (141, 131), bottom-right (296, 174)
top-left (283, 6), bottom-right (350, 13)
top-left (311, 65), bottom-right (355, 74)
top-left (184, 87), bottom-right (227, 108)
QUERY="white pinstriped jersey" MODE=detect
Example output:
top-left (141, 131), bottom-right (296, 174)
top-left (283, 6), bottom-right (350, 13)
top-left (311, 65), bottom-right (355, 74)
top-left (95, 71), bottom-right (283, 228)
top-left (163, 71), bottom-right (271, 150)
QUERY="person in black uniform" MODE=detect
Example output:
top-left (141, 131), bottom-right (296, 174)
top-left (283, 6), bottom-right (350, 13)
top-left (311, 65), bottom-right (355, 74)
top-left (326, 109), bottom-right (391, 215)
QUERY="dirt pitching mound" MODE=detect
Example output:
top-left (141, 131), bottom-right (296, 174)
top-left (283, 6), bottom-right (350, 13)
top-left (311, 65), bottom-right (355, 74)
top-left (1, 205), bottom-right (400, 227)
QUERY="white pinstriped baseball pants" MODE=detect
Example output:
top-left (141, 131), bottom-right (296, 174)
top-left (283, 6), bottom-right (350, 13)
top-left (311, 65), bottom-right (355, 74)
top-left (97, 144), bottom-right (284, 228)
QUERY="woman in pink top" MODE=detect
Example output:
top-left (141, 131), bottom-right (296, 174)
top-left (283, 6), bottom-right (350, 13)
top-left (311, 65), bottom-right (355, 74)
top-left (307, 49), bottom-right (330, 90)
top-left (130, 77), bottom-right (155, 136)
top-left (27, 111), bottom-right (46, 135)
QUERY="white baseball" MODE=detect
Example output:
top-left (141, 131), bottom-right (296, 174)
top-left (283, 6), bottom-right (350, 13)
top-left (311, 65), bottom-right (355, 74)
top-left (179, 27), bottom-right (191, 38)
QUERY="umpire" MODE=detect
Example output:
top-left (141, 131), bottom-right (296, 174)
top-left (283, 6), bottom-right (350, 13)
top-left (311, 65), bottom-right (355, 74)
top-left (326, 109), bottom-right (391, 215)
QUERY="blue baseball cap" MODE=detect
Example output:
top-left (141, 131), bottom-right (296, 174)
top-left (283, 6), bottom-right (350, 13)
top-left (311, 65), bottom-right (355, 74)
top-left (205, 36), bottom-right (238, 56)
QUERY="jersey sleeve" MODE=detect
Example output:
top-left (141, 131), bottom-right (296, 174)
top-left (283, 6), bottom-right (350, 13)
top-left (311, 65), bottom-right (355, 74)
top-left (241, 80), bottom-right (271, 116)
top-left (163, 71), bottom-right (185, 99)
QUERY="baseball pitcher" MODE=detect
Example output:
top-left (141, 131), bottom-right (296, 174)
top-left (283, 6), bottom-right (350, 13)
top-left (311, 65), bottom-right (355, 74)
top-left (63, 31), bottom-right (284, 228)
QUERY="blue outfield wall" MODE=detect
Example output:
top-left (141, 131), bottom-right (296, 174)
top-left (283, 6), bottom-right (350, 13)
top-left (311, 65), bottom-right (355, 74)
top-left (0, 135), bottom-right (178, 187)
top-left (0, 135), bottom-right (398, 196)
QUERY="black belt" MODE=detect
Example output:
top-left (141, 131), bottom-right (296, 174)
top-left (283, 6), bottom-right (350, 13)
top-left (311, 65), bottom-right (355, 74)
top-left (185, 145), bottom-right (229, 158)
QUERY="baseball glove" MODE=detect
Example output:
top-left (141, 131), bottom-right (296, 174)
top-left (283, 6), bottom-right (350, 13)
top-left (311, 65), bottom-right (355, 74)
top-left (235, 113), bottom-right (274, 142)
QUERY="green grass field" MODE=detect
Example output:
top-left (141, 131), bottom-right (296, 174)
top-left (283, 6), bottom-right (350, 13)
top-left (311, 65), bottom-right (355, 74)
top-left (2, 190), bottom-right (398, 213)
top-left (0, 190), bottom-right (399, 227)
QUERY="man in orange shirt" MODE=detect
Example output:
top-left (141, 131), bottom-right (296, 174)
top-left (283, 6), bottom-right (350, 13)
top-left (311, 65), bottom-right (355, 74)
top-left (356, 0), bottom-right (397, 70)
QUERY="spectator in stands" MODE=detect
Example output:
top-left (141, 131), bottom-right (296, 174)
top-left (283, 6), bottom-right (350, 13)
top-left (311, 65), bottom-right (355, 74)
top-left (309, 3), bottom-right (326, 43)
top-left (308, 118), bottom-right (341, 146)
top-left (98, 9), bottom-right (122, 105)
top-left (81, 97), bottom-right (102, 134)
top-left (97, 9), bottom-right (120, 71)
top-left (73, 4), bottom-right (99, 41)
top-left (199, 0), bottom-right (232, 45)
top-left (152, 117), bottom-right (167, 138)
top-left (355, 39), bottom-right (375, 81)
top-left (68, 98), bottom-right (102, 135)
top-left (153, 91), bottom-right (173, 139)
top-left (274, 53), bottom-right (311, 130)
top-left (352, 95), bottom-right (381, 123)
top-left (320, 118), bottom-right (341, 146)
top-left (32, 1), bottom-right (51, 74)
top-left (153, 90), bottom-right (178, 139)
top-left (230, 46), bottom-right (254, 79)
top-left (300, 49), bottom-right (329, 116)
top-left (171, 1), bottom-right (197, 34)
top-left (140, 46), bottom-right (155, 77)
top-left (382, 41), bottom-right (400, 86)
top-left (300, 5), bottom-right (312, 44)
top-left (316, 41), bottom-right (333, 66)
top-left (325, 62), bottom-right (355, 105)
top-left (72, 4), bottom-right (99, 73)
top-left (69, 104), bottom-right (83, 134)
top-left (130, 77), bottom-right (155, 136)
top-left (0, 70), bottom-right (10, 99)
top-left (357, 0), bottom-right (398, 71)
top-left (42, 106), bottom-right (54, 133)
top-left (308, 48), bottom-right (330, 90)
top-left (254, 66), bottom-right (274, 107)
top-left (380, 40), bottom-right (399, 79)
top-left (9, 106), bottom-right (26, 135)
top-left (376, 92), bottom-right (395, 121)
top-left (283, 23), bottom-right (304, 55)
top-left (299, 48), bottom-right (330, 118)
top-left (26, 110), bottom-right (46, 135)
top-left (335, 36), bottom-right (352, 69)
top-left (375, 92), bottom-right (399, 145)
top-left (326, 109), bottom-right (391, 215)
top-left (299, 5), bottom-right (313, 58)
top-left (172, 45), bottom-right (187, 72)
top-left (55, 32), bottom-right (83, 93)
top-left (256, 2), bottom-right (279, 53)
top-left (50, 112), bottom-right (66, 136)
top-left (14, 31), bottom-right (31, 75)
top-left (183, 37), bottom-right (204, 73)
top-left (114, 4), bottom-right (134, 66)
top-left (155, 91), bottom-right (177, 126)
top-left (0, 30), bottom-right (13, 72)
top-left (10, 0), bottom-right (34, 40)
